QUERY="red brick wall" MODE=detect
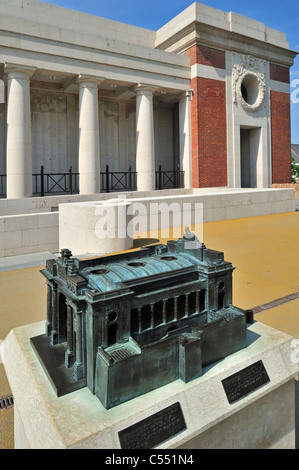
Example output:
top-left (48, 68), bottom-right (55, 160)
top-left (191, 76), bottom-right (227, 188)
top-left (270, 64), bottom-right (290, 83)
top-left (185, 44), bottom-right (226, 69)
top-left (186, 44), bottom-right (227, 188)
top-left (270, 90), bottom-right (291, 184)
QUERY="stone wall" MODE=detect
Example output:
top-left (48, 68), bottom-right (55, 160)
top-left (0, 212), bottom-right (58, 257)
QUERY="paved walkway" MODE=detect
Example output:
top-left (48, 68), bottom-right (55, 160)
top-left (1, 211), bottom-right (299, 449)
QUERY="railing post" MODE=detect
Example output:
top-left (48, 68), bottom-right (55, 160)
top-left (0, 175), bottom-right (5, 198)
top-left (175, 164), bottom-right (179, 188)
top-left (129, 166), bottom-right (132, 191)
top-left (158, 164), bottom-right (162, 190)
top-left (106, 165), bottom-right (109, 193)
top-left (69, 166), bottom-right (73, 194)
top-left (40, 165), bottom-right (44, 197)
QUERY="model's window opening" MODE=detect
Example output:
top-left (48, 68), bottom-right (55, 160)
top-left (141, 304), bottom-right (151, 330)
top-left (107, 323), bottom-right (117, 346)
top-left (199, 290), bottom-right (206, 312)
top-left (166, 298), bottom-right (175, 323)
top-left (58, 293), bottom-right (67, 342)
top-left (108, 311), bottom-right (118, 323)
top-left (177, 295), bottom-right (186, 319)
top-left (218, 291), bottom-right (225, 310)
top-left (188, 291), bottom-right (197, 315)
top-left (131, 308), bottom-right (139, 334)
top-left (154, 301), bottom-right (163, 327)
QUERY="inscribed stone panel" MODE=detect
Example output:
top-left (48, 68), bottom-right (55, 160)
top-left (31, 93), bottom-right (68, 173)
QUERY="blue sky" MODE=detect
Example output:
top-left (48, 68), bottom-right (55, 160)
top-left (42, 0), bottom-right (299, 143)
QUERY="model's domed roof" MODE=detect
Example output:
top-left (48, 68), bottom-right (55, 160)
top-left (80, 251), bottom-right (201, 293)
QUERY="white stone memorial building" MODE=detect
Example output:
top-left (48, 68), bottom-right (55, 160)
top-left (0, 0), bottom-right (296, 199)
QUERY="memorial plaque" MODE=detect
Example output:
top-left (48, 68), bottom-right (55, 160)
top-left (222, 360), bottom-right (270, 404)
top-left (118, 402), bottom-right (187, 449)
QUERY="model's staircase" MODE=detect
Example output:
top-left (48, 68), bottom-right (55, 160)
top-left (105, 340), bottom-right (141, 362)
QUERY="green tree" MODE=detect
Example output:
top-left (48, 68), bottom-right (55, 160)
top-left (291, 155), bottom-right (299, 183)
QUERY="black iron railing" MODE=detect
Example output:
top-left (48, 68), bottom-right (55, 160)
top-left (0, 164), bottom-right (185, 198)
top-left (32, 166), bottom-right (79, 196)
top-left (33, 165), bottom-right (136, 196)
top-left (101, 165), bottom-right (137, 193)
top-left (155, 165), bottom-right (185, 190)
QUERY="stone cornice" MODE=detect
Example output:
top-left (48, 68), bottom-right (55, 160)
top-left (156, 20), bottom-right (298, 69)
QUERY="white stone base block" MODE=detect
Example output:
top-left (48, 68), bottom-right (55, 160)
top-left (177, 380), bottom-right (295, 449)
top-left (59, 199), bottom-right (133, 256)
top-left (0, 321), bottom-right (297, 449)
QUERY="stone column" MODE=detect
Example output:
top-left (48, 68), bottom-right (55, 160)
top-left (179, 90), bottom-right (193, 189)
top-left (5, 64), bottom-right (35, 198)
top-left (77, 75), bottom-right (104, 195)
top-left (0, 79), bottom-right (4, 104)
top-left (134, 84), bottom-right (158, 192)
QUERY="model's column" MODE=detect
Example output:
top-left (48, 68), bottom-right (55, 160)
top-left (5, 64), bottom-right (35, 198)
top-left (65, 302), bottom-right (74, 368)
top-left (74, 310), bottom-right (84, 381)
top-left (51, 285), bottom-right (58, 345)
top-left (179, 90), bottom-right (193, 189)
top-left (46, 282), bottom-right (53, 336)
top-left (77, 75), bottom-right (104, 195)
top-left (134, 84), bottom-right (158, 192)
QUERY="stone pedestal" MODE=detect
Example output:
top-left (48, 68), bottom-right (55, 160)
top-left (0, 321), bottom-right (297, 449)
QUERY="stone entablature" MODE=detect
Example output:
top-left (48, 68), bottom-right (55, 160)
top-left (0, 0), bottom-right (190, 91)
top-left (155, 3), bottom-right (294, 65)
